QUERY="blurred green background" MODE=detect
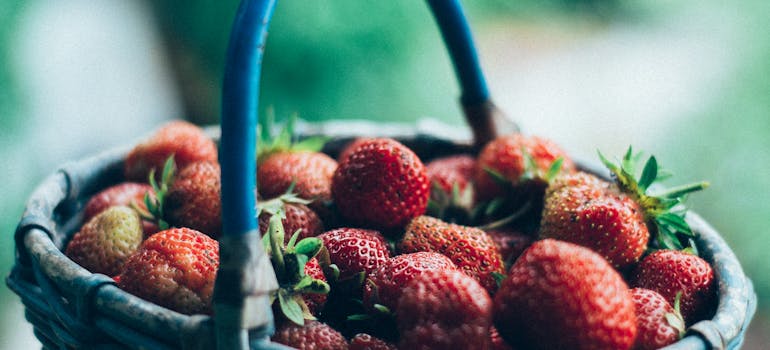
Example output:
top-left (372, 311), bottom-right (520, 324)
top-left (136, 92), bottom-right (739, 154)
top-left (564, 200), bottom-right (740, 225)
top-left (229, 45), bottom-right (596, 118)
top-left (1, 0), bottom-right (767, 348)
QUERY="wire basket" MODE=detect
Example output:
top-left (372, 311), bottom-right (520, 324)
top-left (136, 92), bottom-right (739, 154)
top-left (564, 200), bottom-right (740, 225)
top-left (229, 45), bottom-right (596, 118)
top-left (6, 0), bottom-right (757, 349)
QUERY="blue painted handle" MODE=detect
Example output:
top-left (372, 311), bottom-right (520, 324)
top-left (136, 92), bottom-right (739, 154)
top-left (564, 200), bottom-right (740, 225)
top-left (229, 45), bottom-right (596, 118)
top-left (220, 0), bottom-right (490, 237)
top-left (220, 0), bottom-right (276, 237)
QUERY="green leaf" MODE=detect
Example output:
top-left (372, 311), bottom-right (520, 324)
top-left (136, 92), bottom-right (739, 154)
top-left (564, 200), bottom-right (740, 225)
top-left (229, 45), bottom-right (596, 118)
top-left (148, 168), bottom-right (159, 192)
top-left (484, 167), bottom-right (509, 187)
top-left (294, 237), bottom-right (322, 258)
top-left (656, 213), bottom-right (693, 237)
top-left (294, 275), bottom-right (313, 291)
top-left (656, 226), bottom-right (684, 250)
top-left (621, 146), bottom-right (635, 175)
top-left (520, 148), bottom-right (538, 181)
top-left (485, 197), bottom-right (505, 217)
top-left (652, 182), bottom-right (710, 199)
top-left (268, 214), bottom-right (286, 273)
top-left (329, 264), bottom-right (341, 281)
top-left (545, 157), bottom-right (564, 182)
top-left (638, 156), bottom-right (658, 191)
top-left (293, 136), bottom-right (330, 153)
top-left (295, 253), bottom-right (309, 277)
top-left (161, 155), bottom-right (176, 188)
top-left (299, 279), bottom-right (330, 295)
top-left (278, 290), bottom-right (304, 326)
top-left (492, 272), bottom-right (507, 288)
top-left (598, 150), bottom-right (620, 175)
top-left (286, 229), bottom-right (303, 250)
top-left (373, 303), bottom-right (391, 315)
top-left (347, 314), bottom-right (372, 322)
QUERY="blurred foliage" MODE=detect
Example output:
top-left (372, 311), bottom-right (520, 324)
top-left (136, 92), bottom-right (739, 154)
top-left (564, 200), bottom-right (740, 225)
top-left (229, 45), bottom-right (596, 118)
top-left (0, 0), bottom-right (26, 132)
top-left (661, 0), bottom-right (770, 321)
top-left (148, 0), bottom-right (623, 125)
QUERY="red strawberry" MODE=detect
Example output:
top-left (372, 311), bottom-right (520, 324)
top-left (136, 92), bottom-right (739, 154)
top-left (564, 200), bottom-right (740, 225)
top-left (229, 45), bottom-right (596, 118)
top-left (337, 137), bottom-right (370, 163)
top-left (332, 138), bottom-right (429, 230)
top-left (124, 120), bottom-right (217, 182)
top-left (272, 320), bottom-right (348, 350)
top-left (425, 155), bottom-right (477, 223)
top-left (633, 249), bottom-right (716, 325)
top-left (66, 206), bottom-right (143, 276)
top-left (541, 146), bottom-right (709, 270)
top-left (257, 151), bottom-right (338, 205)
top-left (83, 182), bottom-right (153, 220)
top-left (486, 228), bottom-right (533, 266)
top-left (396, 269), bottom-right (493, 350)
top-left (318, 228), bottom-right (390, 281)
top-left (258, 199), bottom-right (324, 243)
top-left (303, 258), bottom-right (328, 316)
top-left (363, 251), bottom-right (456, 312)
top-left (493, 239), bottom-right (637, 350)
top-left (349, 333), bottom-right (397, 350)
top-left (399, 216), bottom-right (504, 293)
top-left (117, 227), bottom-right (218, 315)
top-left (426, 154), bottom-right (476, 195)
top-left (629, 288), bottom-right (684, 350)
top-left (539, 171), bottom-right (649, 269)
top-left (165, 161), bottom-right (222, 238)
top-left (474, 133), bottom-right (574, 201)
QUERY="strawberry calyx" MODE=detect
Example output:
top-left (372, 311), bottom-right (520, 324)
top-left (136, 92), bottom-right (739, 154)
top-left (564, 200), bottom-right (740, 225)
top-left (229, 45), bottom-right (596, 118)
top-left (263, 213), bottom-right (330, 326)
top-left (256, 183), bottom-right (313, 219)
top-left (133, 155), bottom-right (174, 230)
top-left (257, 111), bottom-right (329, 165)
top-left (426, 181), bottom-right (475, 224)
top-left (599, 146), bottom-right (709, 251)
top-left (664, 291), bottom-right (687, 339)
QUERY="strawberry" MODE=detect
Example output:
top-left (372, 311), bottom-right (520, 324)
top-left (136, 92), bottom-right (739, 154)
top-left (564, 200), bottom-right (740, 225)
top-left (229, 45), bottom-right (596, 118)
top-left (539, 171), bottom-right (649, 269)
top-left (165, 161), bottom-right (222, 238)
top-left (426, 154), bottom-right (476, 196)
top-left (425, 155), bottom-right (477, 223)
top-left (303, 258), bottom-right (328, 316)
top-left (398, 215), bottom-right (504, 293)
top-left (66, 206), bottom-right (143, 276)
top-left (363, 251), bottom-right (457, 312)
top-left (396, 269), bottom-right (493, 350)
top-left (318, 228), bottom-right (391, 282)
top-left (633, 249), bottom-right (716, 325)
top-left (493, 239), bottom-right (637, 350)
top-left (486, 228), bottom-right (533, 266)
top-left (272, 320), bottom-right (348, 350)
top-left (124, 120), bottom-right (217, 182)
top-left (83, 182), bottom-right (159, 236)
top-left (337, 137), bottom-right (369, 163)
top-left (256, 115), bottom-right (337, 212)
top-left (474, 133), bottom-right (574, 202)
top-left (629, 288), bottom-right (684, 350)
top-left (349, 333), bottom-right (397, 350)
top-left (540, 148), bottom-right (709, 269)
top-left (257, 193), bottom-right (324, 243)
top-left (117, 227), bottom-right (218, 315)
top-left (332, 138), bottom-right (429, 230)
top-left (257, 151), bottom-right (337, 206)
top-left (83, 182), bottom-right (153, 220)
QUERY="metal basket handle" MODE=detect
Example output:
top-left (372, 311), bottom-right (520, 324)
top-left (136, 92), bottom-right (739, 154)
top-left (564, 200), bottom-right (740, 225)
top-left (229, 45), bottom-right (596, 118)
top-left (215, 0), bottom-right (500, 349)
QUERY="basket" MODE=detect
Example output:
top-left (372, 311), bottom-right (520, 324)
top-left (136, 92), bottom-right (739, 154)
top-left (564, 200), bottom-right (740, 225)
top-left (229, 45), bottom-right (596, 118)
top-left (6, 0), bottom-right (757, 349)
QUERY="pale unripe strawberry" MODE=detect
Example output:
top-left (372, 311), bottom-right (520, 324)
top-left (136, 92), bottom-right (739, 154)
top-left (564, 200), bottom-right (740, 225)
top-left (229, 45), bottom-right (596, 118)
top-left (66, 206), bottom-right (143, 276)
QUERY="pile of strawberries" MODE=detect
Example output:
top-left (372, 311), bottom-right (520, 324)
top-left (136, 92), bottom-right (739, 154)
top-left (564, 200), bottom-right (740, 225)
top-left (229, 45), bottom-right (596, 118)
top-left (65, 120), bottom-right (717, 350)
